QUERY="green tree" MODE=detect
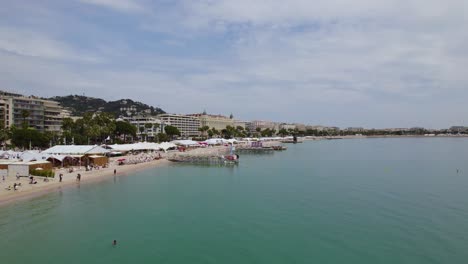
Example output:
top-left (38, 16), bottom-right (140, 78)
top-left (157, 133), bottom-right (169, 142)
top-left (115, 121), bottom-right (137, 143)
top-left (0, 121), bottom-right (10, 147)
top-left (278, 128), bottom-right (289, 137)
top-left (10, 126), bottom-right (51, 149)
top-left (207, 129), bottom-right (214, 138)
top-left (164, 125), bottom-right (181, 140)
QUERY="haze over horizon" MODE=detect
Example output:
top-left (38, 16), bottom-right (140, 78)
top-left (1, 0), bottom-right (467, 129)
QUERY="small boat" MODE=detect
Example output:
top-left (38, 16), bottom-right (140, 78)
top-left (223, 154), bottom-right (239, 161)
top-left (272, 146), bottom-right (287, 151)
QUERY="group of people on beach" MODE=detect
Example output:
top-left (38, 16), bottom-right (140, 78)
top-left (1, 153), bottom-right (164, 195)
top-left (5, 182), bottom-right (21, 191)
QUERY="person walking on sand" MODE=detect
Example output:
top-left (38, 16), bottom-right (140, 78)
top-left (114, 169), bottom-right (116, 175)
top-left (77, 174), bottom-right (81, 181)
top-left (59, 174), bottom-right (63, 182)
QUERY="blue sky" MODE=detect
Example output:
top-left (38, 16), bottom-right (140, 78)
top-left (1, 0), bottom-right (467, 129)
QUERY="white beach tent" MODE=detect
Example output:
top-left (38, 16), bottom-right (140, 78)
top-left (158, 142), bottom-right (177, 152)
top-left (204, 138), bottom-right (226, 145)
top-left (171, 140), bottom-right (199, 147)
top-left (42, 145), bottom-right (110, 155)
top-left (108, 142), bottom-right (161, 152)
top-left (0, 150), bottom-right (23, 159)
top-left (19, 151), bottom-right (50, 162)
top-left (226, 139), bottom-right (238, 144)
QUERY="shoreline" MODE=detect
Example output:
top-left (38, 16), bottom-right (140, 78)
top-left (0, 157), bottom-right (171, 208)
top-left (302, 135), bottom-right (468, 140)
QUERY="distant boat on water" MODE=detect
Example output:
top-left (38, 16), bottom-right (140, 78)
top-left (281, 136), bottom-right (303, 143)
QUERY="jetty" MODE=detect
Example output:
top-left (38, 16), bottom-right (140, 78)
top-left (168, 145), bottom-right (239, 165)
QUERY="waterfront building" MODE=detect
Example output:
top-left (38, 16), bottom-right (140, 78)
top-left (188, 112), bottom-right (234, 131)
top-left (157, 114), bottom-right (200, 138)
top-left (279, 123), bottom-right (296, 130)
top-left (121, 115), bottom-right (167, 141)
top-left (0, 91), bottom-right (68, 133)
top-left (233, 120), bottom-right (246, 130)
top-left (449, 126), bottom-right (468, 133)
top-left (247, 120), bottom-right (278, 131)
top-left (346, 127), bottom-right (365, 132)
top-left (306, 125), bottom-right (326, 131)
top-left (294, 123), bottom-right (306, 132)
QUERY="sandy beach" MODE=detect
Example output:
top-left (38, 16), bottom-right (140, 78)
top-left (0, 155), bottom-right (171, 207)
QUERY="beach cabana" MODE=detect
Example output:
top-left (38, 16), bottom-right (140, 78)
top-left (88, 155), bottom-right (109, 166)
top-left (46, 155), bottom-right (81, 167)
top-left (7, 161), bottom-right (52, 177)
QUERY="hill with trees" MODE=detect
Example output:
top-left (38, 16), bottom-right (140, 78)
top-left (49, 95), bottom-right (165, 117)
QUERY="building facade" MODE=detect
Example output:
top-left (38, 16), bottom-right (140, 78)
top-left (247, 120), bottom-right (278, 131)
top-left (0, 91), bottom-right (67, 133)
top-left (121, 115), bottom-right (167, 141)
top-left (188, 113), bottom-right (234, 131)
top-left (157, 114), bottom-right (200, 138)
top-left (279, 123), bottom-right (296, 130)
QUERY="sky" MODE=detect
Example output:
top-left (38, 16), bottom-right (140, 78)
top-left (0, 0), bottom-right (467, 129)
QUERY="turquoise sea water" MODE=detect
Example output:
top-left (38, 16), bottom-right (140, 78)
top-left (2, 138), bottom-right (468, 263)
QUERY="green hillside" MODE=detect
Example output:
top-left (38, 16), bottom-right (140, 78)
top-left (49, 95), bottom-right (165, 117)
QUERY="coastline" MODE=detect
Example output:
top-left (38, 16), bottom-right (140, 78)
top-left (0, 157), bottom-right (171, 208)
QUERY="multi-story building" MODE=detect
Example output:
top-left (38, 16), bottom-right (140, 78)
top-left (188, 113), bottom-right (234, 131)
top-left (0, 91), bottom-right (67, 133)
top-left (121, 115), bottom-right (167, 141)
top-left (157, 114), bottom-right (200, 138)
top-left (279, 123), bottom-right (296, 130)
top-left (346, 127), bottom-right (365, 132)
top-left (247, 120), bottom-right (278, 131)
top-left (233, 120), bottom-right (246, 130)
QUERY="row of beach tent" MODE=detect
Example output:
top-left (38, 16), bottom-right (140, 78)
top-left (0, 137), bottom-right (290, 161)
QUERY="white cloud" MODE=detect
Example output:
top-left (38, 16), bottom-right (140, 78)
top-left (1, 0), bottom-right (467, 127)
top-left (78, 0), bottom-right (144, 12)
top-left (0, 26), bottom-right (100, 62)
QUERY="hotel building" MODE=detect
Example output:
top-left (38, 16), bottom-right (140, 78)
top-left (0, 91), bottom-right (68, 133)
top-left (157, 114), bottom-right (200, 138)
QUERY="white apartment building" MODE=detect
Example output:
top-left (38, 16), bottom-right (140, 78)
top-left (0, 91), bottom-right (68, 133)
top-left (121, 115), bottom-right (167, 141)
top-left (157, 114), bottom-right (200, 138)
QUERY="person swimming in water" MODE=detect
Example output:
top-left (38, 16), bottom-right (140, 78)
top-left (112, 240), bottom-right (117, 246)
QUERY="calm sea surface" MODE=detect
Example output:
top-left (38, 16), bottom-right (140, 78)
top-left (2, 138), bottom-right (468, 263)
